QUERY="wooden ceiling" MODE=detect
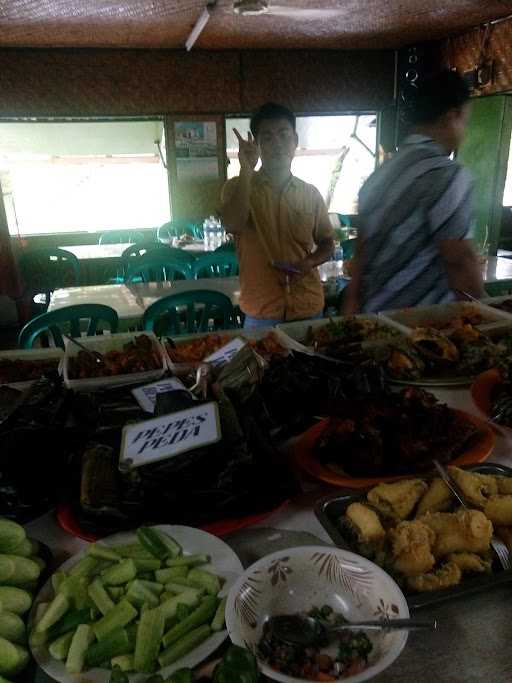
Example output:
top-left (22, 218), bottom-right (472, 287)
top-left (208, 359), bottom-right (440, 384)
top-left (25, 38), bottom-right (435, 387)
top-left (0, 0), bottom-right (510, 50)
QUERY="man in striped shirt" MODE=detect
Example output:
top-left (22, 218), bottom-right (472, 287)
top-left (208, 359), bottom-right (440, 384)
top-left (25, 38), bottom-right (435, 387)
top-left (344, 70), bottom-right (484, 314)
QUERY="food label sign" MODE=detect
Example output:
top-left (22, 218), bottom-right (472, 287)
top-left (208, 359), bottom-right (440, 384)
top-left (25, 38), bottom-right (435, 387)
top-left (204, 337), bottom-right (246, 367)
top-left (131, 378), bottom-right (192, 414)
top-left (119, 401), bottom-right (221, 469)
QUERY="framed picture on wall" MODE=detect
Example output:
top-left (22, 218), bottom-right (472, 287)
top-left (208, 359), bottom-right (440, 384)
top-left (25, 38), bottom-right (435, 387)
top-left (174, 121), bottom-right (219, 181)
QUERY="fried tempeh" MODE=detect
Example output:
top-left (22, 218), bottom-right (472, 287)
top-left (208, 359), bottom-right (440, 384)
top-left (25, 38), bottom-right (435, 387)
top-left (447, 467), bottom-right (498, 507)
top-left (446, 552), bottom-right (492, 574)
top-left (389, 520), bottom-right (436, 577)
top-left (367, 479), bottom-right (428, 520)
top-left (415, 478), bottom-right (452, 516)
top-left (345, 502), bottom-right (386, 545)
top-left (419, 509), bottom-right (493, 558)
top-left (494, 476), bottom-right (512, 495)
top-left (406, 561), bottom-right (462, 592)
top-left (483, 495), bottom-right (512, 526)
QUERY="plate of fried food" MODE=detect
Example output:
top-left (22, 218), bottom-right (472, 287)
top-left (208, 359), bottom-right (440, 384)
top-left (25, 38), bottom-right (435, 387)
top-left (291, 387), bottom-right (495, 488)
top-left (315, 464), bottom-right (512, 608)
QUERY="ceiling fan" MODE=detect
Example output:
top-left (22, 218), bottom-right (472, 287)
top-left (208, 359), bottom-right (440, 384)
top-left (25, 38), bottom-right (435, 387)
top-left (185, 0), bottom-right (342, 51)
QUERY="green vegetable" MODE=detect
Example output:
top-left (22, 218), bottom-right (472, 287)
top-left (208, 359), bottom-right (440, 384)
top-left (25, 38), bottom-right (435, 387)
top-left (162, 596), bottom-right (218, 648)
top-left (133, 559), bottom-right (162, 573)
top-left (164, 582), bottom-right (203, 596)
top-left (0, 520), bottom-right (25, 554)
top-left (126, 581), bottom-right (159, 609)
top-left (133, 607), bottom-right (165, 673)
top-left (0, 637), bottom-right (29, 676)
top-left (0, 555), bottom-right (40, 586)
top-left (30, 556), bottom-right (46, 572)
top-left (135, 579), bottom-right (163, 595)
top-left (85, 627), bottom-right (131, 668)
top-left (88, 544), bottom-right (122, 562)
top-left (47, 608), bottom-right (93, 640)
top-left (69, 556), bottom-right (100, 580)
top-left (35, 594), bottom-right (70, 633)
top-left (10, 538), bottom-right (39, 558)
top-left (92, 599), bottom-right (138, 641)
top-left (88, 579), bottom-right (115, 616)
top-left (28, 603), bottom-right (50, 648)
top-left (211, 596), bottom-right (227, 632)
top-left (101, 560), bottom-right (137, 586)
top-left (111, 654), bottom-right (134, 672)
top-left (48, 631), bottom-right (74, 661)
top-left (66, 624), bottom-right (95, 674)
top-left (0, 587), bottom-right (32, 615)
top-left (166, 554), bottom-right (210, 568)
top-left (213, 646), bottom-right (259, 683)
top-left (137, 528), bottom-right (181, 561)
top-left (0, 558), bottom-right (14, 583)
top-left (176, 603), bottom-right (192, 622)
top-left (186, 569), bottom-right (221, 596)
top-left (154, 567), bottom-right (188, 584)
top-left (51, 571), bottom-right (66, 593)
top-left (0, 674), bottom-right (12, 683)
top-left (110, 544), bottom-right (153, 560)
top-left (159, 591), bottom-right (201, 622)
top-left (158, 624), bottom-right (211, 668)
top-left (58, 576), bottom-right (90, 610)
top-left (0, 612), bottom-right (25, 645)
top-left (107, 587), bottom-right (125, 601)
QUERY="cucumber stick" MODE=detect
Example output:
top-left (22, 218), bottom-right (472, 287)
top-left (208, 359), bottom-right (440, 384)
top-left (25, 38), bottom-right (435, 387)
top-left (58, 576), bottom-right (89, 610)
top-left (47, 608), bottom-right (93, 641)
top-left (110, 544), bottom-right (153, 560)
top-left (211, 596), bottom-right (227, 632)
top-left (162, 596), bottom-right (218, 648)
top-left (69, 556), bottom-right (100, 579)
top-left (88, 544), bottom-right (121, 562)
top-left (159, 591), bottom-right (201, 622)
top-left (48, 631), bottom-right (74, 661)
top-left (134, 607), bottom-right (165, 673)
top-left (0, 637), bottom-right (29, 676)
top-left (0, 588), bottom-right (32, 615)
top-left (107, 587), bottom-right (125, 601)
top-left (164, 582), bottom-right (204, 597)
top-left (186, 569), bottom-right (221, 596)
top-left (92, 600), bottom-right (138, 641)
top-left (35, 594), bottom-right (70, 633)
top-left (111, 654), bottom-right (134, 672)
top-left (85, 627), bottom-right (131, 668)
top-left (101, 560), bottom-right (137, 586)
top-left (137, 528), bottom-right (181, 561)
top-left (29, 603), bottom-right (50, 648)
top-left (126, 581), bottom-right (160, 609)
top-left (88, 579), bottom-right (115, 616)
top-left (0, 612), bottom-right (25, 645)
top-left (0, 520), bottom-right (25, 554)
top-left (155, 567), bottom-right (188, 583)
top-left (133, 559), bottom-right (162, 573)
top-left (158, 624), bottom-right (211, 668)
top-left (66, 624), bottom-right (95, 674)
top-left (166, 554), bottom-right (210, 569)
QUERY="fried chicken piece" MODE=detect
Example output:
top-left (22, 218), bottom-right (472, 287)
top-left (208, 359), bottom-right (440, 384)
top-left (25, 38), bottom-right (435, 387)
top-left (406, 561), bottom-right (462, 592)
top-left (446, 552), bottom-right (492, 574)
top-left (367, 479), bottom-right (428, 520)
top-left (345, 502), bottom-right (386, 545)
top-left (447, 467), bottom-right (498, 507)
top-left (495, 526), bottom-right (512, 551)
top-left (419, 509), bottom-right (493, 558)
top-left (415, 478), bottom-right (452, 517)
top-left (389, 520), bottom-right (436, 577)
top-left (483, 495), bottom-right (512, 526)
top-left (494, 476), bottom-right (512, 495)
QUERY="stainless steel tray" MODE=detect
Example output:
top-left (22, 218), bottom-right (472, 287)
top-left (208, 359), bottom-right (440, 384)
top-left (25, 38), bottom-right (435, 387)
top-left (314, 463), bottom-right (512, 610)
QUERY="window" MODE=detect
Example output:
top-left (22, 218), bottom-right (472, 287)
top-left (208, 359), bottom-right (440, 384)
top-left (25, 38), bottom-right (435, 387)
top-left (0, 119), bottom-right (170, 236)
top-left (225, 114), bottom-right (377, 214)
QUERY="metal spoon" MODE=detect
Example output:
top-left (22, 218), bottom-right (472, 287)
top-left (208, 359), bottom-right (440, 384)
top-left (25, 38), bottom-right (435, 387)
top-left (63, 334), bottom-right (104, 365)
top-left (268, 615), bottom-right (437, 646)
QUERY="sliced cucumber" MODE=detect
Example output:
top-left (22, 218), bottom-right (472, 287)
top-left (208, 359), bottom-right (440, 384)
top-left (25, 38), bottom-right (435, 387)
top-left (65, 624), bottom-right (95, 674)
top-left (0, 588), bottom-right (32, 615)
top-left (158, 624), bottom-right (211, 668)
top-left (186, 569), bottom-right (221, 596)
top-left (101, 560), bottom-right (137, 587)
top-left (35, 594), bottom-right (70, 633)
top-left (92, 599), bottom-right (138, 641)
top-left (0, 520), bottom-right (25, 554)
top-left (0, 612), bottom-right (25, 645)
top-left (84, 627), bottom-right (131, 668)
top-left (0, 638), bottom-right (29, 677)
top-left (133, 607), bottom-right (165, 673)
top-left (48, 631), bottom-right (75, 661)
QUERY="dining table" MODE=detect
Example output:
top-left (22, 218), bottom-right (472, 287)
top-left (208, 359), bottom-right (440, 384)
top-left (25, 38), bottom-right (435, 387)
top-left (25, 382), bottom-right (512, 683)
top-left (48, 277), bottom-right (242, 330)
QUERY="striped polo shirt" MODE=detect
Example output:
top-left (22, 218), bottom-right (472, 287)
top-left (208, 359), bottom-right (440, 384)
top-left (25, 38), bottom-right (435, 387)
top-left (358, 134), bottom-right (474, 313)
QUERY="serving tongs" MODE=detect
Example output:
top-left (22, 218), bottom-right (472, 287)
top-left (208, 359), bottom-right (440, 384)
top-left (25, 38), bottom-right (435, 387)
top-left (63, 334), bottom-right (104, 365)
top-left (432, 459), bottom-right (511, 570)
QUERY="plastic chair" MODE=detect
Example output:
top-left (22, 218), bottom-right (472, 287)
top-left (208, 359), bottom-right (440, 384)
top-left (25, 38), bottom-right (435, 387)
top-left (99, 230), bottom-right (145, 245)
top-left (18, 303), bottom-right (119, 349)
top-left (193, 252), bottom-right (239, 279)
top-left (17, 247), bottom-right (81, 313)
top-left (341, 238), bottom-right (357, 260)
top-left (124, 252), bottom-right (194, 284)
top-left (143, 290), bottom-right (236, 337)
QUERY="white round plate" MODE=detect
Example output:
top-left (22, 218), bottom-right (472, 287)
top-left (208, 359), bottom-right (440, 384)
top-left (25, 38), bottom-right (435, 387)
top-left (30, 524), bottom-right (243, 683)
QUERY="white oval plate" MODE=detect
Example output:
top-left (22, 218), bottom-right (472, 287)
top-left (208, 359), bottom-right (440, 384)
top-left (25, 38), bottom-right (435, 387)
top-left (30, 524), bottom-right (243, 683)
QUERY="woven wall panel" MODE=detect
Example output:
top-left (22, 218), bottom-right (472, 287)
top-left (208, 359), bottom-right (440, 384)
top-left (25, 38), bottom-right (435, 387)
top-left (0, 48), bottom-right (393, 117)
top-left (435, 18), bottom-right (512, 95)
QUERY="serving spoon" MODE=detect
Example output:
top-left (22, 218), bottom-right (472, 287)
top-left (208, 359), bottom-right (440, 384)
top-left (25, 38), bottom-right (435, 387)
top-left (63, 334), bottom-right (104, 365)
top-left (267, 615), bottom-right (437, 646)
